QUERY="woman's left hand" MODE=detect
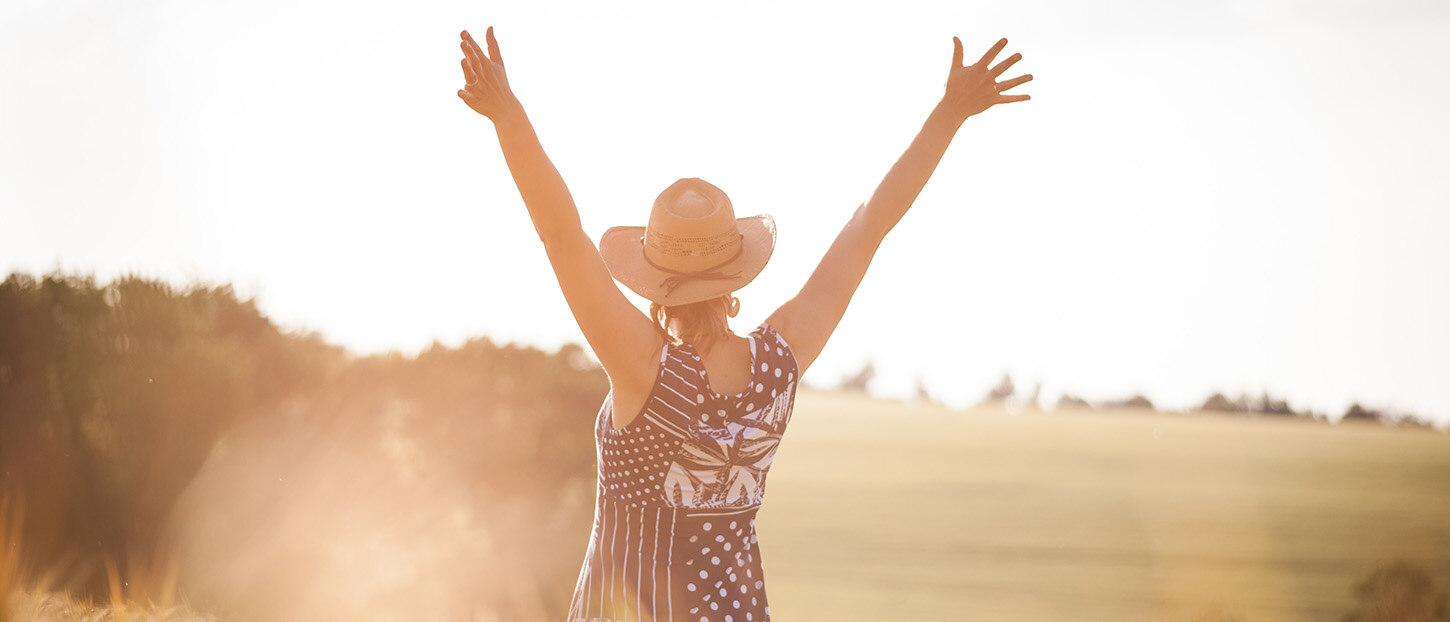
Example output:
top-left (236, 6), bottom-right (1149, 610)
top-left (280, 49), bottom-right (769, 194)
top-left (457, 27), bottom-right (522, 123)
top-left (940, 37), bottom-right (1033, 122)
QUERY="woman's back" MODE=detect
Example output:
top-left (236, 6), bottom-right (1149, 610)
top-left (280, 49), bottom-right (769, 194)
top-left (567, 323), bottom-right (799, 622)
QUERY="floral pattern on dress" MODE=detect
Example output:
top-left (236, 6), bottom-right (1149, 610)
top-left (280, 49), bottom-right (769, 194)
top-left (665, 384), bottom-right (794, 508)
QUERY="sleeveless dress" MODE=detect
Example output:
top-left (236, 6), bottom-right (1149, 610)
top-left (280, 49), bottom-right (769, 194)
top-left (567, 323), bottom-right (799, 622)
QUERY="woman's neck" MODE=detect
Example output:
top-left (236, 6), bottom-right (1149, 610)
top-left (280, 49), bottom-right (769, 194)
top-left (677, 320), bottom-right (733, 354)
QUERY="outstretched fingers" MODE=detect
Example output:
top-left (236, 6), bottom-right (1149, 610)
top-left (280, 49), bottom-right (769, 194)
top-left (460, 31), bottom-right (485, 73)
top-left (977, 38), bottom-right (1007, 68)
top-left (461, 58), bottom-right (479, 85)
top-left (995, 73), bottom-right (1033, 92)
top-left (989, 53), bottom-right (1022, 78)
top-left (485, 26), bottom-right (503, 66)
top-left (952, 36), bottom-right (964, 68)
top-left (461, 30), bottom-right (484, 58)
top-left (463, 28), bottom-right (502, 69)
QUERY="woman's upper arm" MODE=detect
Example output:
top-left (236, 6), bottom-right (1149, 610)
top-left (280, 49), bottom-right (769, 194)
top-left (543, 228), bottom-right (664, 389)
top-left (766, 206), bottom-right (887, 375)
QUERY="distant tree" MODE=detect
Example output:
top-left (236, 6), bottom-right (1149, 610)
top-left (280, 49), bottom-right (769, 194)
top-left (1104, 394), bottom-right (1155, 411)
top-left (1199, 391), bottom-right (1301, 417)
top-left (985, 373), bottom-right (1015, 402)
top-left (1343, 560), bottom-right (1449, 621)
top-left (1056, 394), bottom-right (1092, 410)
top-left (1396, 415), bottom-right (1435, 429)
top-left (1025, 382), bottom-right (1042, 411)
top-left (1343, 403), bottom-right (1383, 422)
top-left (838, 360), bottom-right (875, 393)
top-left (1201, 392), bottom-right (1238, 412)
top-left (558, 342), bottom-right (596, 372)
top-left (914, 376), bottom-right (937, 405)
top-left (1257, 391), bottom-right (1295, 416)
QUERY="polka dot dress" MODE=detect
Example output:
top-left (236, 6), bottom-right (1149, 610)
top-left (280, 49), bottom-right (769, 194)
top-left (567, 323), bottom-right (798, 622)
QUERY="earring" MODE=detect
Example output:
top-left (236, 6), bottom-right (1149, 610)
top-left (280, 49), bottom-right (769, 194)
top-left (728, 296), bottom-right (741, 317)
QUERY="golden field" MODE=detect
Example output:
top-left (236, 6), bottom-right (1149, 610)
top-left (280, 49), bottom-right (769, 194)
top-left (758, 390), bottom-right (1450, 621)
top-left (6, 276), bottom-right (1445, 620)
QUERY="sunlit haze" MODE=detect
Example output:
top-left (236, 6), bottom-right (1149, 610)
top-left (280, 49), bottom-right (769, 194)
top-left (3, 0), bottom-right (1448, 422)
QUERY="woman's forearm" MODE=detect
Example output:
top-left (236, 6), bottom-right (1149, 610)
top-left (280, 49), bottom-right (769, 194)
top-left (491, 107), bottom-right (584, 244)
top-left (454, 28), bottom-right (582, 245)
top-left (859, 101), bottom-right (964, 238)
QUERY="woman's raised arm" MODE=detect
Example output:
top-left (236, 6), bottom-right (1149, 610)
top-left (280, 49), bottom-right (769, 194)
top-left (766, 37), bottom-right (1032, 375)
top-left (457, 28), bottom-right (662, 388)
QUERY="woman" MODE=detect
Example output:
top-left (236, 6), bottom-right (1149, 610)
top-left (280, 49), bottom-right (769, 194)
top-left (456, 27), bottom-right (1030, 622)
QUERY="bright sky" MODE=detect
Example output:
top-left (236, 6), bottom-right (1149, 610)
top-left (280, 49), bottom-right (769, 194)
top-left (3, 0), bottom-right (1448, 423)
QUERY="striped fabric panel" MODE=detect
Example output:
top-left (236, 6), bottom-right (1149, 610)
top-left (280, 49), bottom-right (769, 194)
top-left (571, 499), bottom-right (681, 622)
top-left (640, 351), bottom-right (709, 439)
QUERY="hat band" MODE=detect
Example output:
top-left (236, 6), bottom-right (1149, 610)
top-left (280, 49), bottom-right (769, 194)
top-left (641, 234), bottom-right (745, 297)
top-left (644, 228), bottom-right (740, 258)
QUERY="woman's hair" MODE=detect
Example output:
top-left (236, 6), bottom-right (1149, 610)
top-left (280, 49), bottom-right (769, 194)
top-left (650, 295), bottom-right (734, 353)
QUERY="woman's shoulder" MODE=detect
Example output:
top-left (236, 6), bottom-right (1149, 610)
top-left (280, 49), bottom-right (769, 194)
top-left (754, 321), bottom-right (792, 349)
top-left (753, 322), bottom-right (799, 376)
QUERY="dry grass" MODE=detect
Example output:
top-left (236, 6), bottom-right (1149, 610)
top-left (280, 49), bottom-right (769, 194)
top-left (759, 390), bottom-right (1450, 621)
top-left (3, 591), bottom-right (217, 622)
top-left (5, 389), bottom-right (1445, 621)
top-left (1, 493), bottom-right (206, 622)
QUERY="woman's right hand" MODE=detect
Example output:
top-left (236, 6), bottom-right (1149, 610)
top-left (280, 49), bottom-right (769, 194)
top-left (457, 28), bottom-right (521, 122)
top-left (939, 37), bottom-right (1032, 123)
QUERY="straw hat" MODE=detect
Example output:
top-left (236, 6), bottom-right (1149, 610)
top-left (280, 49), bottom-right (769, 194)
top-left (600, 178), bottom-right (776, 306)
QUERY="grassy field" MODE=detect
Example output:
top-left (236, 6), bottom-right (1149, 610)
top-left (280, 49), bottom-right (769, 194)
top-left (5, 389), bottom-right (1446, 621)
top-left (758, 390), bottom-right (1450, 621)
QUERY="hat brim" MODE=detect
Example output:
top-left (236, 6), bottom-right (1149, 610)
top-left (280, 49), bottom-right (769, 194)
top-left (599, 215), bottom-right (776, 306)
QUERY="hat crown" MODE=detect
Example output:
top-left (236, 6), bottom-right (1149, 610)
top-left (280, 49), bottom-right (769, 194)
top-left (644, 179), bottom-right (743, 273)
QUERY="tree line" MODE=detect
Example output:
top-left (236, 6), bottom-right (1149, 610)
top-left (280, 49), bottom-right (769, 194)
top-left (0, 272), bottom-right (607, 618)
top-left (836, 365), bottom-right (1440, 428)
